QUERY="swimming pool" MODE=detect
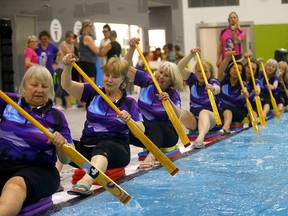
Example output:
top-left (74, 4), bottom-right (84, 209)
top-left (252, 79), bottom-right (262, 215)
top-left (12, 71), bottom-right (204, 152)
top-left (45, 115), bottom-right (288, 216)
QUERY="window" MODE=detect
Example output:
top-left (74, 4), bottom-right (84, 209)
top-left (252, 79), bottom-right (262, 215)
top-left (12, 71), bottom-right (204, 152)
top-left (188, 0), bottom-right (239, 8)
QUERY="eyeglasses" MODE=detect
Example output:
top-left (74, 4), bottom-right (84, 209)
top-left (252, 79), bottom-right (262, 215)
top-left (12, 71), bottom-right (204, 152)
top-left (102, 30), bottom-right (109, 33)
top-left (86, 24), bottom-right (94, 28)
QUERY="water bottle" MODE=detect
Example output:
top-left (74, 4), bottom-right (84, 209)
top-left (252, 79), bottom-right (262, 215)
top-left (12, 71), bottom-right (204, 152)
top-left (39, 52), bottom-right (47, 66)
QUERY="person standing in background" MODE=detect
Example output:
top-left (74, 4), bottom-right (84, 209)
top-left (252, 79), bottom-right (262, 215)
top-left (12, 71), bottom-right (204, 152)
top-left (24, 35), bottom-right (39, 72)
top-left (216, 12), bottom-right (246, 67)
top-left (36, 30), bottom-right (62, 76)
top-left (54, 31), bottom-right (75, 110)
top-left (100, 30), bottom-right (122, 61)
top-left (99, 24), bottom-right (111, 68)
top-left (78, 19), bottom-right (100, 83)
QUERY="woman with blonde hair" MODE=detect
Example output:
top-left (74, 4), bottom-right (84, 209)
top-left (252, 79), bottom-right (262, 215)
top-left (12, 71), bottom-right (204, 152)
top-left (61, 54), bottom-right (144, 196)
top-left (178, 48), bottom-right (222, 148)
top-left (24, 35), bottom-right (39, 72)
top-left (125, 38), bottom-right (184, 168)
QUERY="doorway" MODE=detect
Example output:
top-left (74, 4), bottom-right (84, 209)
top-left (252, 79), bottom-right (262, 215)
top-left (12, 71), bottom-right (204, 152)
top-left (15, 15), bottom-right (37, 89)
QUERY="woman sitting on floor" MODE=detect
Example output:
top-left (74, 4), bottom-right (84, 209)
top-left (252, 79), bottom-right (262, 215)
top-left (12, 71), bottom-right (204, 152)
top-left (61, 53), bottom-right (144, 196)
top-left (125, 38), bottom-right (184, 169)
top-left (177, 48), bottom-right (222, 148)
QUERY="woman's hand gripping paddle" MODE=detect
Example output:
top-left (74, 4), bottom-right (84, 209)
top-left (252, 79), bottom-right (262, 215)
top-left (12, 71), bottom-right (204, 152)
top-left (0, 90), bottom-right (131, 204)
top-left (260, 61), bottom-right (281, 119)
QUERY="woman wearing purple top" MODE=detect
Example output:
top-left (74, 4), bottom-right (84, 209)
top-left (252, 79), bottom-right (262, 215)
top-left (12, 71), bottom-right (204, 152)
top-left (125, 38), bottom-right (183, 169)
top-left (61, 53), bottom-right (144, 196)
top-left (258, 58), bottom-right (279, 118)
top-left (178, 48), bottom-right (222, 148)
top-left (36, 30), bottom-right (62, 76)
top-left (0, 65), bottom-right (74, 215)
top-left (242, 54), bottom-right (261, 116)
top-left (218, 51), bottom-right (249, 135)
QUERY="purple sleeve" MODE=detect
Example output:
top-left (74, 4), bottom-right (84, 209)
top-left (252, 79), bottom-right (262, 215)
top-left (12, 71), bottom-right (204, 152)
top-left (134, 70), bottom-right (153, 87)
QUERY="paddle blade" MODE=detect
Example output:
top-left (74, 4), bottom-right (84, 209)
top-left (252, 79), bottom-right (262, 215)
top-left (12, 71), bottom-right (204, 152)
top-left (255, 96), bottom-right (266, 126)
top-left (271, 96), bottom-right (281, 119)
top-left (127, 120), bottom-right (179, 176)
top-left (246, 99), bottom-right (259, 133)
top-left (62, 145), bottom-right (131, 204)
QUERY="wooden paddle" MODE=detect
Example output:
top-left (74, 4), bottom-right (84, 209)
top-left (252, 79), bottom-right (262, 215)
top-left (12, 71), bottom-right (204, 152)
top-left (135, 44), bottom-right (191, 148)
top-left (0, 90), bottom-right (131, 204)
top-left (231, 55), bottom-right (259, 133)
top-left (259, 62), bottom-right (281, 119)
top-left (280, 77), bottom-right (288, 97)
top-left (72, 62), bottom-right (179, 176)
top-left (247, 57), bottom-right (266, 126)
top-left (195, 52), bottom-right (222, 126)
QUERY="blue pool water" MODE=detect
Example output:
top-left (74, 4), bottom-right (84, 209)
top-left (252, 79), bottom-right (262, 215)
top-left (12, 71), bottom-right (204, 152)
top-left (50, 115), bottom-right (288, 216)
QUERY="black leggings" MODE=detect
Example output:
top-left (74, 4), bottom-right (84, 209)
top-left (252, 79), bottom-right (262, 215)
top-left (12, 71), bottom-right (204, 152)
top-left (55, 68), bottom-right (69, 97)
top-left (130, 121), bottom-right (178, 149)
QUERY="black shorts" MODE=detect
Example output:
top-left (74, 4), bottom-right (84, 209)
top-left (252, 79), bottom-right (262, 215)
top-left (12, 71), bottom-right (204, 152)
top-left (71, 137), bottom-right (130, 169)
top-left (222, 104), bottom-right (247, 122)
top-left (78, 61), bottom-right (97, 78)
top-left (0, 163), bottom-right (59, 206)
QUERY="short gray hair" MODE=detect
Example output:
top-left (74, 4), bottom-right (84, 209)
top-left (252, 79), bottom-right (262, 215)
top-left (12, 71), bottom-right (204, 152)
top-left (19, 65), bottom-right (55, 100)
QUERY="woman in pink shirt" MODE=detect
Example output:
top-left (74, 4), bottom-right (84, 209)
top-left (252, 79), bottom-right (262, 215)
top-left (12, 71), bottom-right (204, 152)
top-left (24, 35), bottom-right (39, 72)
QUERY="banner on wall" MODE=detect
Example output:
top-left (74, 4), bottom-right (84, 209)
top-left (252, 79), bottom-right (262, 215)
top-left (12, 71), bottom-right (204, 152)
top-left (50, 19), bottom-right (62, 43)
top-left (73, 21), bottom-right (82, 36)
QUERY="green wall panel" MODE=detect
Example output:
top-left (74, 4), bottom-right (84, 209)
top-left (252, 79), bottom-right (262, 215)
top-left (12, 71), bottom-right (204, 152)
top-left (254, 24), bottom-right (288, 61)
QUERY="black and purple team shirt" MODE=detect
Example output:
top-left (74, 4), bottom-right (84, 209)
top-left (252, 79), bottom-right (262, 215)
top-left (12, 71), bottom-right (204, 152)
top-left (80, 84), bottom-right (143, 139)
top-left (0, 93), bottom-right (73, 165)
top-left (220, 75), bottom-right (248, 108)
top-left (186, 73), bottom-right (222, 116)
top-left (134, 70), bottom-right (181, 129)
top-left (258, 71), bottom-right (279, 97)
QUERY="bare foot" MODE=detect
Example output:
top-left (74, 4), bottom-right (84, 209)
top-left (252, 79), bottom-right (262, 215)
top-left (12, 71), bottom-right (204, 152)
top-left (138, 153), bottom-right (155, 169)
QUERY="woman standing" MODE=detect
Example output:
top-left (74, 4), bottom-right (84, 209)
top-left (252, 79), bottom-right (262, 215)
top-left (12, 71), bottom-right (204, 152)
top-left (54, 31), bottom-right (75, 110)
top-left (36, 30), bottom-right (62, 76)
top-left (24, 35), bottom-right (39, 72)
top-left (78, 19), bottom-right (100, 83)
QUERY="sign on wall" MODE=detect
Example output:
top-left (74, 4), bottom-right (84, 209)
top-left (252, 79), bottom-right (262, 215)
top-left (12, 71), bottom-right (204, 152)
top-left (50, 19), bottom-right (62, 43)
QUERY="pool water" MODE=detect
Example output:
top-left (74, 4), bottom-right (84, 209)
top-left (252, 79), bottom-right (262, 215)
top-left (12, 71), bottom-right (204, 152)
top-left (48, 115), bottom-right (288, 216)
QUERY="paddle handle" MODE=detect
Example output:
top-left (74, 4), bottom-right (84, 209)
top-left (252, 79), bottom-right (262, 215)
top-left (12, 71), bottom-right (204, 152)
top-left (0, 90), bottom-right (132, 204)
top-left (135, 44), bottom-right (191, 147)
top-left (195, 52), bottom-right (222, 126)
top-left (280, 77), bottom-right (288, 97)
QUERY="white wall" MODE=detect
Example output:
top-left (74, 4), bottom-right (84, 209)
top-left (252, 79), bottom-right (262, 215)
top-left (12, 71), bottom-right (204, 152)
top-left (182, 0), bottom-right (288, 55)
